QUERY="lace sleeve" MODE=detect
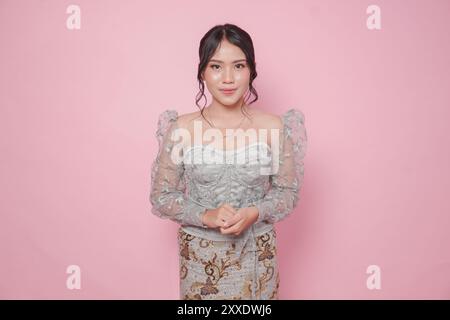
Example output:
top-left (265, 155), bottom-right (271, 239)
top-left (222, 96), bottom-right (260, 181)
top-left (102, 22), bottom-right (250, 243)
top-left (149, 109), bottom-right (207, 227)
top-left (254, 108), bottom-right (308, 224)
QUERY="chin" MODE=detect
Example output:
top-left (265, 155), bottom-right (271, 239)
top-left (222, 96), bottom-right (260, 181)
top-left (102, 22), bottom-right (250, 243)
top-left (220, 100), bottom-right (240, 106)
top-left (215, 95), bottom-right (244, 106)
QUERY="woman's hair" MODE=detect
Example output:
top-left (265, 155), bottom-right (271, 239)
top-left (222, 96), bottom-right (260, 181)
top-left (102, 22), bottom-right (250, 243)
top-left (196, 23), bottom-right (259, 124)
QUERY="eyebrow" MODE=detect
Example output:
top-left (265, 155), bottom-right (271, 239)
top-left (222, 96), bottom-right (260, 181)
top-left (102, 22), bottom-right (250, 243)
top-left (209, 59), bottom-right (247, 63)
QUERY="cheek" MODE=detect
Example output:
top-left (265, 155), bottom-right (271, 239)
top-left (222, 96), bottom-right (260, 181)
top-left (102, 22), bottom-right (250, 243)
top-left (235, 70), bottom-right (250, 83)
top-left (204, 69), bottom-right (250, 84)
top-left (209, 73), bottom-right (221, 81)
top-left (204, 69), bottom-right (220, 82)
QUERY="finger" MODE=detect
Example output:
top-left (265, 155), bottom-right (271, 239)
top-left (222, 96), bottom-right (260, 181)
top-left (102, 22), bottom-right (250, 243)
top-left (221, 207), bottom-right (236, 220)
top-left (224, 213), bottom-right (242, 228)
top-left (217, 217), bottom-right (229, 227)
top-left (221, 219), bottom-right (244, 235)
top-left (219, 210), bottom-right (235, 221)
top-left (222, 204), bottom-right (237, 214)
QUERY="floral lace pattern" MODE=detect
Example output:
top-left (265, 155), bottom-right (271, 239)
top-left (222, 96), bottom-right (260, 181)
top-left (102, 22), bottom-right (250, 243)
top-left (149, 108), bottom-right (307, 299)
top-left (149, 110), bottom-right (207, 227)
top-left (254, 108), bottom-right (307, 224)
top-left (149, 108), bottom-right (307, 228)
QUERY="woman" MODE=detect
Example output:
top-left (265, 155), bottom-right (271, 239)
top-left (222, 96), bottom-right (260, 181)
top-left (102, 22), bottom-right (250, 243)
top-left (150, 23), bottom-right (307, 300)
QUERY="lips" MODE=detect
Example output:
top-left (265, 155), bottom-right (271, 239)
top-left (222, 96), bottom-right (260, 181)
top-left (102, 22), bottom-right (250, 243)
top-left (220, 88), bottom-right (237, 95)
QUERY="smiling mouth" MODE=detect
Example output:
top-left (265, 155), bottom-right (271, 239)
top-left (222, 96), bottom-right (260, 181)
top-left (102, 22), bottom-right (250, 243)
top-left (220, 89), bottom-right (237, 94)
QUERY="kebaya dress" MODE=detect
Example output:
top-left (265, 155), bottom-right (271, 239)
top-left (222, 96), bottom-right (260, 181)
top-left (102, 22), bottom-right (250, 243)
top-left (150, 108), bottom-right (307, 299)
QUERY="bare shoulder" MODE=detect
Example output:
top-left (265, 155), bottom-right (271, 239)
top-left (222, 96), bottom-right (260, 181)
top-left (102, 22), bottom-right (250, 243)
top-left (175, 110), bottom-right (203, 129)
top-left (247, 108), bottom-right (283, 130)
top-left (175, 108), bottom-right (283, 130)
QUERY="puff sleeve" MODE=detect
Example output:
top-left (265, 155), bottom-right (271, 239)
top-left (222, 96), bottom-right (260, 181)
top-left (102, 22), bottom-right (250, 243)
top-left (149, 109), bottom-right (208, 227)
top-left (253, 108), bottom-right (308, 224)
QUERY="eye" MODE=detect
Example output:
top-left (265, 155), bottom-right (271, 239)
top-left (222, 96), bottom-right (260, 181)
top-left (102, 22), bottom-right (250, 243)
top-left (236, 63), bottom-right (246, 69)
top-left (210, 64), bottom-right (220, 70)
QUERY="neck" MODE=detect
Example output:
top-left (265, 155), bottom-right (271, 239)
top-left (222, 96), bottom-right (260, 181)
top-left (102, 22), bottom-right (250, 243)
top-left (206, 96), bottom-right (246, 118)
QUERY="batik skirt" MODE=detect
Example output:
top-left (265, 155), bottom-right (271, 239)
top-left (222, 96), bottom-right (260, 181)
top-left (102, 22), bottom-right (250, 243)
top-left (177, 227), bottom-right (279, 300)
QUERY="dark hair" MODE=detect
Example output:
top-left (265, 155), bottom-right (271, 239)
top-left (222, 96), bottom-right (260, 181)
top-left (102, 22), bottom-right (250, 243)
top-left (195, 23), bottom-right (259, 124)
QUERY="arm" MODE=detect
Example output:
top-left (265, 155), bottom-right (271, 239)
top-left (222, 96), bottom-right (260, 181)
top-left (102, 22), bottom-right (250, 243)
top-left (149, 110), bottom-right (207, 227)
top-left (253, 108), bottom-right (308, 224)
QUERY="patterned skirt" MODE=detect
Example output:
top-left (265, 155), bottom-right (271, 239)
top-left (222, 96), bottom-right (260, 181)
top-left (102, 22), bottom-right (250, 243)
top-left (177, 227), bottom-right (279, 300)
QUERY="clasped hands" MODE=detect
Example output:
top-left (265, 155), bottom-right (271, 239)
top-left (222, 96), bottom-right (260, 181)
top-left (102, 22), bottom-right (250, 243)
top-left (201, 203), bottom-right (259, 236)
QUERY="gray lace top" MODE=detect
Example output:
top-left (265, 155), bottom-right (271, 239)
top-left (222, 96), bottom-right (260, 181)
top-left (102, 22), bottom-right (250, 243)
top-left (149, 108), bottom-right (307, 257)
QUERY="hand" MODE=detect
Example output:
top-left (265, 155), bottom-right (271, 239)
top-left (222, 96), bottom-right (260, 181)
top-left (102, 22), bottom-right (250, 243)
top-left (201, 203), bottom-right (238, 229)
top-left (219, 206), bottom-right (259, 236)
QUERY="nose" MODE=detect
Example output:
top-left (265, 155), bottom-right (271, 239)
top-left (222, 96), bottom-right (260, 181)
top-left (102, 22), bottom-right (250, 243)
top-left (223, 66), bottom-right (234, 83)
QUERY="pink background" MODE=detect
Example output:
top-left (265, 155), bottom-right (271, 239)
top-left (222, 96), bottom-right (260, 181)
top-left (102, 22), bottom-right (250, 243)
top-left (1, 0), bottom-right (449, 299)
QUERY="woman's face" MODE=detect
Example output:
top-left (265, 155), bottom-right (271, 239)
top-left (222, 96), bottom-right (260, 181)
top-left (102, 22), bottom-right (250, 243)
top-left (202, 39), bottom-right (251, 107)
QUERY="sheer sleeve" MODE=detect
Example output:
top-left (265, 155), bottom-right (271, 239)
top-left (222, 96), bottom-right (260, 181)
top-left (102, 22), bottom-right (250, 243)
top-left (254, 108), bottom-right (308, 224)
top-left (149, 109), bottom-right (207, 227)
